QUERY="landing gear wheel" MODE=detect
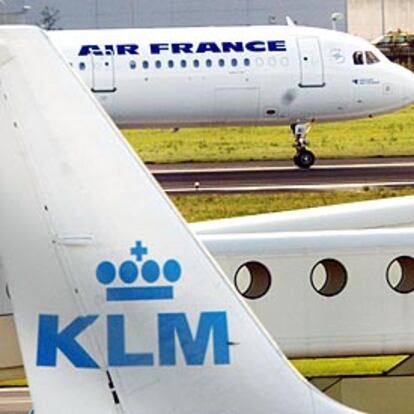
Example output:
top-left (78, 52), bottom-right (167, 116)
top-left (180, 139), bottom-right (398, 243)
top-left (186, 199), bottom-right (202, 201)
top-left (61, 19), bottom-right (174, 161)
top-left (290, 121), bottom-right (317, 169)
top-left (294, 150), bottom-right (315, 169)
top-left (293, 154), bottom-right (299, 167)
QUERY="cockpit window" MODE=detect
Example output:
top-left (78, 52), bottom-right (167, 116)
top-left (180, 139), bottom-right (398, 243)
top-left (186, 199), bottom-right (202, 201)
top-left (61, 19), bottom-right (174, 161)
top-left (353, 51), bottom-right (364, 65)
top-left (365, 51), bottom-right (380, 64)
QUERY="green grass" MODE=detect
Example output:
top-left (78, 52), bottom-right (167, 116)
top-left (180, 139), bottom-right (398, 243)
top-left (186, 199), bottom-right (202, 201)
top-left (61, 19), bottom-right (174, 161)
top-left (292, 355), bottom-right (408, 378)
top-left (123, 106), bottom-right (414, 163)
top-left (171, 188), bottom-right (414, 223)
top-left (0, 378), bottom-right (27, 387)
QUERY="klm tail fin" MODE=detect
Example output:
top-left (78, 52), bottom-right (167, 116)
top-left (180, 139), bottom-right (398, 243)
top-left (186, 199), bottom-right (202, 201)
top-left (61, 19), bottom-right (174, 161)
top-left (0, 27), bottom-right (361, 413)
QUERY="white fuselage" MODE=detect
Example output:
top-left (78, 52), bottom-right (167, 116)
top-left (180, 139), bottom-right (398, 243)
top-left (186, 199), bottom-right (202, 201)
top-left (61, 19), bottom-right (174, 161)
top-left (48, 25), bottom-right (414, 129)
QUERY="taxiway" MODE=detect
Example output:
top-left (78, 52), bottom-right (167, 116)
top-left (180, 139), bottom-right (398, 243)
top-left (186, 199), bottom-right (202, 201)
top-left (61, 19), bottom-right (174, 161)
top-left (148, 157), bottom-right (414, 193)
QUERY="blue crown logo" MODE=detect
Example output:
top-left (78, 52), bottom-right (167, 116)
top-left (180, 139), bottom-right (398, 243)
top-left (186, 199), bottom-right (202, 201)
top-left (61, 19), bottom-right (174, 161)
top-left (96, 241), bottom-right (182, 302)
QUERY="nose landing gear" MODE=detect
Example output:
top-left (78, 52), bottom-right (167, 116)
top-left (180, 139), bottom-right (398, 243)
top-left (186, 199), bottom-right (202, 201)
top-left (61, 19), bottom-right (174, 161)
top-left (291, 122), bottom-right (316, 169)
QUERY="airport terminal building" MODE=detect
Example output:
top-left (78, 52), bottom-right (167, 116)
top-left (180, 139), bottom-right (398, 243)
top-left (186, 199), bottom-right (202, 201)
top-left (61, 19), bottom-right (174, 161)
top-left (2, 0), bottom-right (414, 40)
top-left (2, 0), bottom-right (348, 31)
top-left (4, 0), bottom-right (414, 39)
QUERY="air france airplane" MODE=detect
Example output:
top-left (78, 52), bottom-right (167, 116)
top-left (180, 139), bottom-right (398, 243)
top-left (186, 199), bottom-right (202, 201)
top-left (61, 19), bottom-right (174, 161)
top-left (48, 24), bottom-right (414, 168)
top-left (0, 26), bottom-right (361, 413)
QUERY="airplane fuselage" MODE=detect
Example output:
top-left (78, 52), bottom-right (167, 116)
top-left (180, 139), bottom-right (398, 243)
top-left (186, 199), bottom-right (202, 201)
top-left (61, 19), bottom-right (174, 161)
top-left (48, 25), bottom-right (414, 129)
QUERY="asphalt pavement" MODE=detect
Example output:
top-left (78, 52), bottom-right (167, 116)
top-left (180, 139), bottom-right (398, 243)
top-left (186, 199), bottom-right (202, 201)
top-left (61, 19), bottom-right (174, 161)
top-left (148, 157), bottom-right (414, 193)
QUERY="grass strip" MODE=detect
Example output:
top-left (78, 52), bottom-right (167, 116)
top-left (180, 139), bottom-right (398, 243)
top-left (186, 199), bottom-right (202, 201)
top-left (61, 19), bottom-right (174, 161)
top-left (124, 106), bottom-right (414, 164)
top-left (0, 378), bottom-right (27, 387)
top-left (292, 355), bottom-right (409, 378)
top-left (171, 188), bottom-right (414, 223)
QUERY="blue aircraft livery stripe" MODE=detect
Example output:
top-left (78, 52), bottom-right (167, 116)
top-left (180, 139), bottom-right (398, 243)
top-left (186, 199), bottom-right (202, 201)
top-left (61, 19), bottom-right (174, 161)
top-left (107, 286), bottom-right (173, 301)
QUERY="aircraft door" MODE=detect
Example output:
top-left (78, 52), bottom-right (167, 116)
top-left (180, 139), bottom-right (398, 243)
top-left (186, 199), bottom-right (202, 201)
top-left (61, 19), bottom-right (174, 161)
top-left (91, 53), bottom-right (116, 93)
top-left (297, 37), bottom-right (325, 88)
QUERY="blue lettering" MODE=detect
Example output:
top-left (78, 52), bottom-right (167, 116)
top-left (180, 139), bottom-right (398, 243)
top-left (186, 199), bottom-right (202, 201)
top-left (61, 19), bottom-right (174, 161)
top-left (245, 41), bottom-right (266, 52)
top-left (268, 40), bottom-right (287, 52)
top-left (79, 40), bottom-right (288, 57)
top-left (196, 42), bottom-right (221, 53)
top-left (172, 43), bottom-right (194, 54)
top-left (108, 315), bottom-right (154, 366)
top-left (37, 312), bottom-right (230, 369)
top-left (37, 315), bottom-right (99, 368)
top-left (150, 43), bottom-right (169, 54)
top-left (221, 42), bottom-right (244, 53)
top-left (146, 40), bottom-right (287, 55)
top-left (79, 44), bottom-right (139, 56)
top-left (158, 312), bottom-right (230, 366)
top-left (79, 45), bottom-right (103, 56)
top-left (116, 44), bottom-right (139, 55)
top-left (104, 45), bottom-right (115, 56)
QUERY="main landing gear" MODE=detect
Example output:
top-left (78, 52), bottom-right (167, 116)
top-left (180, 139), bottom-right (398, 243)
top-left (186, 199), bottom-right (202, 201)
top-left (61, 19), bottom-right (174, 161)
top-left (291, 122), bottom-right (316, 169)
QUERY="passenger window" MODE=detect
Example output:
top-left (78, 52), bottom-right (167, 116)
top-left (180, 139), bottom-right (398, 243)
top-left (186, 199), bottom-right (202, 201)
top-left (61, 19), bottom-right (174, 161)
top-left (218, 58), bottom-right (225, 67)
top-left (231, 58), bottom-right (238, 67)
top-left (280, 57), bottom-right (289, 67)
top-left (268, 57), bottom-right (276, 67)
top-left (206, 59), bottom-right (213, 68)
top-left (181, 60), bottom-right (187, 68)
top-left (129, 60), bottom-right (137, 70)
top-left (193, 59), bottom-right (200, 68)
top-left (256, 57), bottom-right (264, 67)
top-left (155, 60), bottom-right (162, 69)
top-left (244, 58), bottom-right (251, 67)
top-left (365, 51), bottom-right (380, 64)
top-left (353, 51), bottom-right (364, 65)
top-left (142, 60), bottom-right (149, 69)
top-left (79, 62), bottom-right (86, 71)
top-left (168, 60), bottom-right (174, 69)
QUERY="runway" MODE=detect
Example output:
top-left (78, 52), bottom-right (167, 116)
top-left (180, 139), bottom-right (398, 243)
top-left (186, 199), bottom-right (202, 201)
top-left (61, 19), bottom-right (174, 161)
top-left (148, 157), bottom-right (414, 194)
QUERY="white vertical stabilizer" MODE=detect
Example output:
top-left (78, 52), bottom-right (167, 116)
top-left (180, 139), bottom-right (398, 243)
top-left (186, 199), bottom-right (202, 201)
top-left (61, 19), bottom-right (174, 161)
top-left (0, 27), bottom-right (361, 414)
